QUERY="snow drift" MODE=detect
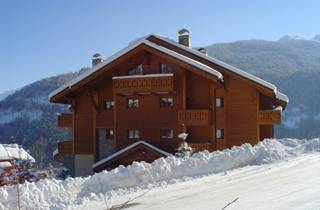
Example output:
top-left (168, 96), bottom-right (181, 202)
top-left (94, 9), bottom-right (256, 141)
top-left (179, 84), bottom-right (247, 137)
top-left (0, 138), bottom-right (319, 210)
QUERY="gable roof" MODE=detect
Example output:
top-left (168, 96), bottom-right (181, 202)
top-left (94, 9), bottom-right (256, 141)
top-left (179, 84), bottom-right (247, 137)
top-left (49, 39), bottom-right (223, 102)
top-left (92, 141), bottom-right (171, 170)
top-left (49, 33), bottom-right (288, 105)
top-left (146, 34), bottom-right (289, 103)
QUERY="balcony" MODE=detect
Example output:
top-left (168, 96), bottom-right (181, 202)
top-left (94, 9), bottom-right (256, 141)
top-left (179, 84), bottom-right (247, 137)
top-left (178, 109), bottom-right (211, 126)
top-left (53, 141), bottom-right (73, 160)
top-left (258, 110), bottom-right (281, 125)
top-left (188, 142), bottom-right (212, 152)
top-left (112, 73), bottom-right (174, 94)
top-left (57, 113), bottom-right (72, 127)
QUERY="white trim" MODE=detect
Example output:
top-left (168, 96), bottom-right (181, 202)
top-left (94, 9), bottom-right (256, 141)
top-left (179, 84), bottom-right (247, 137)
top-left (148, 34), bottom-right (289, 103)
top-left (112, 73), bottom-right (173, 80)
top-left (92, 141), bottom-right (171, 169)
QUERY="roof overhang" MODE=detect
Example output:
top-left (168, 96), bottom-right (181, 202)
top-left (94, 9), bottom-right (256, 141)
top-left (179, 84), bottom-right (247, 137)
top-left (49, 39), bottom-right (223, 103)
top-left (146, 34), bottom-right (289, 106)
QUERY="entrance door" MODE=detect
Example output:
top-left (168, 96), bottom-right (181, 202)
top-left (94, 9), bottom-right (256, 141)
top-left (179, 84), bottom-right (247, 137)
top-left (97, 128), bottom-right (115, 160)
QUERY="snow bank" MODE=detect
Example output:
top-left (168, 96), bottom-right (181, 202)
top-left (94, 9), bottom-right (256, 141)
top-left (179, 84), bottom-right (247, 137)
top-left (0, 139), bottom-right (319, 210)
top-left (0, 144), bottom-right (35, 162)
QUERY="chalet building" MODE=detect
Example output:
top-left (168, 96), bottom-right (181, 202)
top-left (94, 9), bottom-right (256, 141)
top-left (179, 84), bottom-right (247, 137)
top-left (50, 29), bottom-right (288, 177)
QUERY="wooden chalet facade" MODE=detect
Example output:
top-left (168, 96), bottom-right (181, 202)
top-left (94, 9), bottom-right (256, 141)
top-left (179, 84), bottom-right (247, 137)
top-left (50, 29), bottom-right (288, 177)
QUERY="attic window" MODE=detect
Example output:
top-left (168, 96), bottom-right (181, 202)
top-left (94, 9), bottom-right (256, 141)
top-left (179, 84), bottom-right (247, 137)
top-left (216, 97), bottom-right (224, 108)
top-left (160, 63), bottom-right (173, 73)
top-left (128, 64), bottom-right (143, 75)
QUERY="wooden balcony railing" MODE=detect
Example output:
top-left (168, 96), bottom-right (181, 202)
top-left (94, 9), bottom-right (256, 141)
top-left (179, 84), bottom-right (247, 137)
top-left (178, 109), bottom-right (211, 126)
top-left (258, 110), bottom-right (281, 125)
top-left (57, 113), bottom-right (72, 127)
top-left (189, 142), bottom-right (212, 153)
top-left (57, 141), bottom-right (73, 156)
top-left (112, 74), bottom-right (174, 94)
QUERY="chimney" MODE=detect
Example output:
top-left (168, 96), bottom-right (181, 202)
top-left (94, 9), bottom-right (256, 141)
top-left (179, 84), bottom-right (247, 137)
top-left (178, 28), bottom-right (191, 48)
top-left (198, 47), bottom-right (208, 56)
top-left (92, 53), bottom-right (102, 67)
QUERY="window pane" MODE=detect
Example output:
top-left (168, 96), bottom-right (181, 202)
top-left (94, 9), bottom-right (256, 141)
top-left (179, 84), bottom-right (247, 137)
top-left (134, 130), bottom-right (140, 138)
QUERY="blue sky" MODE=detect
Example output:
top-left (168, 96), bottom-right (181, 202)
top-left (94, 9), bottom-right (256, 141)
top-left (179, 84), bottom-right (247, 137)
top-left (0, 0), bottom-right (319, 93)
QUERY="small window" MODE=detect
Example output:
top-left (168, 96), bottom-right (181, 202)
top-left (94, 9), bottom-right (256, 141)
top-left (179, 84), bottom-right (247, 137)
top-left (160, 97), bottom-right (173, 107)
top-left (127, 98), bottom-right (139, 108)
top-left (128, 129), bottom-right (140, 139)
top-left (216, 97), bottom-right (224, 108)
top-left (160, 63), bottom-right (173, 73)
top-left (105, 128), bottom-right (114, 139)
top-left (128, 64), bottom-right (143, 75)
top-left (216, 129), bottom-right (224, 139)
top-left (160, 129), bottom-right (173, 139)
top-left (104, 100), bottom-right (114, 110)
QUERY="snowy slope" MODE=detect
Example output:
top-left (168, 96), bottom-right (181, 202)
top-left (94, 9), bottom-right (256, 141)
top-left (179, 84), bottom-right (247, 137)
top-left (0, 139), bottom-right (319, 210)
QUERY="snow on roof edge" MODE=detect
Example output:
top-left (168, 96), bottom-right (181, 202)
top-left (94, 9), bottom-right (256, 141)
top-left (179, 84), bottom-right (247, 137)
top-left (149, 34), bottom-right (288, 103)
top-left (92, 141), bottom-right (171, 169)
top-left (49, 37), bottom-right (223, 101)
top-left (48, 39), bottom-right (147, 100)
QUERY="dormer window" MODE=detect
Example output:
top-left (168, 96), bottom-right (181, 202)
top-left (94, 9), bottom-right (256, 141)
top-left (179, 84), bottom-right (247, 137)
top-left (128, 64), bottom-right (143, 75)
top-left (160, 63), bottom-right (173, 73)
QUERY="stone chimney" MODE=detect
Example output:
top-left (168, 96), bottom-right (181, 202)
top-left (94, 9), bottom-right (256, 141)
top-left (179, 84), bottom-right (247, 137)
top-left (178, 28), bottom-right (191, 48)
top-left (198, 47), bottom-right (208, 56)
top-left (92, 53), bottom-right (102, 67)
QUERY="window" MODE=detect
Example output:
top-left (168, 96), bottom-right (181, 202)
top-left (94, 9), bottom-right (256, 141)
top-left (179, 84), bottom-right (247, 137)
top-left (105, 128), bottom-right (114, 139)
top-left (216, 129), bottom-right (224, 139)
top-left (160, 97), bottom-right (173, 107)
top-left (128, 129), bottom-right (140, 139)
top-left (128, 64), bottom-right (143, 75)
top-left (127, 98), bottom-right (139, 108)
top-left (103, 100), bottom-right (114, 110)
top-left (216, 97), bottom-right (224, 108)
top-left (160, 129), bottom-right (173, 139)
top-left (160, 63), bottom-right (173, 73)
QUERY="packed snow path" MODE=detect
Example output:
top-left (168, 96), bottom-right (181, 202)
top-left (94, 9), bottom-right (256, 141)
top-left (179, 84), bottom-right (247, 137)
top-left (0, 139), bottom-right (319, 210)
top-left (82, 153), bottom-right (320, 210)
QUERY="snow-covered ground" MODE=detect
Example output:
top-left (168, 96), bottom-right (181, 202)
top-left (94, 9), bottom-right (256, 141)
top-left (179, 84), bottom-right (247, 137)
top-left (0, 139), bottom-right (319, 210)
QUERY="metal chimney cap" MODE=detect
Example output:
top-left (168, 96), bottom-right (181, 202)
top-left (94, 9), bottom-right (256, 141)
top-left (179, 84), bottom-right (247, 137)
top-left (178, 28), bottom-right (191, 35)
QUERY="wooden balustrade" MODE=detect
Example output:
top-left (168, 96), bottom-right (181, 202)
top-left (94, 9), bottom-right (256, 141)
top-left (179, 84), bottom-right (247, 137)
top-left (258, 110), bottom-right (281, 125)
top-left (188, 142), bottom-right (212, 153)
top-left (57, 113), bottom-right (72, 127)
top-left (178, 109), bottom-right (211, 126)
top-left (112, 74), bottom-right (174, 94)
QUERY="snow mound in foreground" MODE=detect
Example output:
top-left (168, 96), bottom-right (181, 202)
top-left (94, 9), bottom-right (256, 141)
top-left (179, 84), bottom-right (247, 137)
top-left (0, 138), bottom-right (319, 210)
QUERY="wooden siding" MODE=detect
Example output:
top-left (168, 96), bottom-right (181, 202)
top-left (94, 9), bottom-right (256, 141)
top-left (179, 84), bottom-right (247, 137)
top-left (57, 141), bottom-right (72, 155)
top-left (57, 113), bottom-right (72, 127)
top-left (189, 142), bottom-right (212, 153)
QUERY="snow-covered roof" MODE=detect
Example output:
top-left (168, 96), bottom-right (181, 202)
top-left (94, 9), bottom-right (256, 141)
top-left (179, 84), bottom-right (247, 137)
top-left (0, 144), bottom-right (35, 162)
top-left (49, 38), bottom-right (223, 100)
top-left (92, 141), bottom-right (171, 169)
top-left (147, 34), bottom-right (289, 103)
top-left (49, 33), bottom-right (288, 104)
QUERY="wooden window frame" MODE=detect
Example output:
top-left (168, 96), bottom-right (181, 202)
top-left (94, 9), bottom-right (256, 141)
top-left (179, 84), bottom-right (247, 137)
top-left (160, 128), bottom-right (174, 139)
top-left (127, 129), bottom-right (140, 139)
top-left (160, 63), bottom-right (173, 73)
top-left (160, 97), bottom-right (173, 108)
top-left (216, 129), bottom-right (224, 139)
top-left (103, 100), bottom-right (115, 110)
top-left (216, 97), bottom-right (224, 108)
top-left (127, 98), bottom-right (139, 108)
